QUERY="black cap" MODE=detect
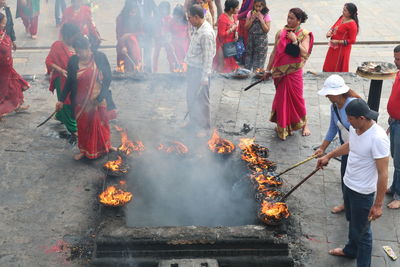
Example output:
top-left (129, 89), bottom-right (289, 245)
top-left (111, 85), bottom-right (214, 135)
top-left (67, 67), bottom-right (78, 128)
top-left (345, 98), bottom-right (379, 121)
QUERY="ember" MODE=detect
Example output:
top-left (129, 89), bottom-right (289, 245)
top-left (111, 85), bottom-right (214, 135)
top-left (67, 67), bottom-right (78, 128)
top-left (259, 201), bottom-right (290, 225)
top-left (115, 126), bottom-right (144, 156)
top-left (255, 189), bottom-right (283, 203)
top-left (103, 156), bottom-right (129, 176)
top-left (116, 60), bottom-right (125, 73)
top-left (239, 138), bottom-right (276, 172)
top-left (157, 141), bottom-right (189, 155)
top-left (250, 173), bottom-right (283, 187)
top-left (99, 185), bottom-right (133, 207)
top-left (208, 129), bottom-right (235, 154)
top-left (172, 63), bottom-right (188, 73)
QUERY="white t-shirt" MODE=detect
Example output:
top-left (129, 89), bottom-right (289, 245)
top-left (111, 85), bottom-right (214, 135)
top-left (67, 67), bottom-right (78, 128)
top-left (344, 124), bottom-right (390, 194)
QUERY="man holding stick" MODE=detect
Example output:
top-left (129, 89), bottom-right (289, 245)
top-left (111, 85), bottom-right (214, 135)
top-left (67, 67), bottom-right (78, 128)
top-left (317, 98), bottom-right (389, 267)
top-left (184, 4), bottom-right (215, 137)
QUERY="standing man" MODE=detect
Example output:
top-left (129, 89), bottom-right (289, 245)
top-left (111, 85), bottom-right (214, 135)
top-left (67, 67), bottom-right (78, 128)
top-left (55, 0), bottom-right (66, 27)
top-left (387, 44), bottom-right (400, 209)
top-left (184, 4), bottom-right (216, 137)
top-left (317, 98), bottom-right (390, 267)
top-left (0, 0), bottom-right (16, 49)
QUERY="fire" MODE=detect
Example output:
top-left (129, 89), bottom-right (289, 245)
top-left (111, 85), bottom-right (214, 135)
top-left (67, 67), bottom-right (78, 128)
top-left (158, 141), bottom-right (189, 154)
top-left (239, 138), bottom-right (275, 171)
top-left (117, 60), bottom-right (125, 73)
top-left (255, 68), bottom-right (265, 73)
top-left (251, 173), bottom-right (282, 187)
top-left (260, 200), bottom-right (290, 221)
top-left (99, 185), bottom-right (133, 207)
top-left (115, 126), bottom-right (144, 156)
top-left (260, 190), bottom-right (281, 199)
top-left (208, 129), bottom-right (235, 154)
top-left (173, 63), bottom-right (188, 73)
top-left (103, 156), bottom-right (127, 173)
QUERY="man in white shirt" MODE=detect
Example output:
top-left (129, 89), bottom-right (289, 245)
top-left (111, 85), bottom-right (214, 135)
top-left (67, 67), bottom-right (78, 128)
top-left (317, 98), bottom-right (390, 267)
top-left (184, 5), bottom-right (216, 136)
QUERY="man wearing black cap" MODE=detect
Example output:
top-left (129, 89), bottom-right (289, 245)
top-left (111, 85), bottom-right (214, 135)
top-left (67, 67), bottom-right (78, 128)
top-left (317, 98), bottom-right (390, 267)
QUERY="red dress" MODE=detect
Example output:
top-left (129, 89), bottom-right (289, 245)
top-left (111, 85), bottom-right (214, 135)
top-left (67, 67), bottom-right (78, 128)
top-left (215, 13), bottom-right (239, 73)
top-left (323, 16), bottom-right (357, 72)
top-left (169, 18), bottom-right (189, 66)
top-left (237, 0), bottom-right (253, 46)
top-left (0, 31), bottom-right (30, 116)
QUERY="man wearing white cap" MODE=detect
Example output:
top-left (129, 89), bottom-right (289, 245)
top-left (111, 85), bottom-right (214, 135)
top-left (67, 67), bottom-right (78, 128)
top-left (314, 74), bottom-right (360, 214)
top-left (317, 98), bottom-right (390, 267)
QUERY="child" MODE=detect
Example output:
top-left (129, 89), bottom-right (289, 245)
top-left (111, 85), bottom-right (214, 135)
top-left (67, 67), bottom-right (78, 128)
top-left (169, 5), bottom-right (189, 68)
top-left (244, 0), bottom-right (271, 71)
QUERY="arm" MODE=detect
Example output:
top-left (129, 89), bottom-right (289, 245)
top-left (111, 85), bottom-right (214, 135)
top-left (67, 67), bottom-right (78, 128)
top-left (244, 12), bottom-right (255, 30)
top-left (298, 34), bottom-right (310, 58)
top-left (331, 22), bottom-right (357, 46)
top-left (207, 0), bottom-right (215, 25)
top-left (368, 157), bottom-right (389, 220)
top-left (200, 34), bottom-right (215, 84)
top-left (6, 8), bottom-right (16, 42)
top-left (260, 19), bottom-right (270, 33)
top-left (218, 18), bottom-right (236, 39)
top-left (265, 30), bottom-right (280, 71)
top-left (316, 142), bottom-right (349, 169)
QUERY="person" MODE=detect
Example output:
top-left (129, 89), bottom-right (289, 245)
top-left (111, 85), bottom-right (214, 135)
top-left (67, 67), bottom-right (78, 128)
top-left (55, 36), bottom-right (116, 160)
top-left (46, 23), bottom-right (81, 135)
top-left (185, 0), bottom-right (214, 26)
top-left (0, 13), bottom-right (30, 120)
top-left (214, 0), bottom-right (239, 73)
top-left (184, 5), bottom-right (216, 136)
top-left (61, 0), bottom-right (101, 49)
top-left (263, 8), bottom-right (314, 140)
top-left (317, 98), bottom-right (389, 267)
top-left (314, 75), bottom-right (360, 214)
top-left (244, 0), bottom-right (271, 71)
top-left (322, 3), bottom-right (359, 72)
top-left (237, 0), bottom-right (253, 48)
top-left (16, 0), bottom-right (40, 39)
top-left (0, 0), bottom-right (16, 50)
top-left (169, 5), bottom-right (189, 69)
top-left (116, 0), bottom-right (142, 73)
top-left (55, 0), bottom-right (66, 27)
top-left (386, 45), bottom-right (400, 209)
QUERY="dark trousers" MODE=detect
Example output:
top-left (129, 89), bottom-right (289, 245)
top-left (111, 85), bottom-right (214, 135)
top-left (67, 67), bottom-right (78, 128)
top-left (186, 66), bottom-right (210, 131)
top-left (389, 120), bottom-right (400, 200)
top-left (343, 185), bottom-right (374, 267)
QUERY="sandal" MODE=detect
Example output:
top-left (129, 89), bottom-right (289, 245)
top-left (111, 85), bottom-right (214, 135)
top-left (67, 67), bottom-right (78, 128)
top-left (331, 204), bottom-right (345, 214)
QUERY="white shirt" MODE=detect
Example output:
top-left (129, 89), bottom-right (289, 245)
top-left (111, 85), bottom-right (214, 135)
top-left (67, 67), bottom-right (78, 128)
top-left (184, 21), bottom-right (216, 82)
top-left (344, 124), bottom-right (390, 194)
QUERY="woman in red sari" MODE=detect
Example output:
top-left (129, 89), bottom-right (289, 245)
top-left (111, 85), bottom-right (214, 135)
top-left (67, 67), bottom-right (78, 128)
top-left (0, 13), bottom-right (30, 120)
top-left (16, 0), bottom-right (40, 39)
top-left (264, 8), bottom-right (314, 140)
top-left (169, 5), bottom-right (189, 68)
top-left (116, 0), bottom-right (142, 72)
top-left (323, 3), bottom-right (358, 72)
top-left (46, 23), bottom-right (81, 135)
top-left (214, 0), bottom-right (239, 73)
top-left (61, 0), bottom-right (101, 49)
top-left (56, 36), bottom-right (116, 160)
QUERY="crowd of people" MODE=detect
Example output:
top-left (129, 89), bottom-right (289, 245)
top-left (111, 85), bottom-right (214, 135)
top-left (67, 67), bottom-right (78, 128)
top-left (1, 1), bottom-right (400, 265)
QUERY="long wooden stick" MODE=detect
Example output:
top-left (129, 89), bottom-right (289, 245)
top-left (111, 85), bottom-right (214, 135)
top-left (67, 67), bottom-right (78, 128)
top-left (280, 168), bottom-right (320, 201)
top-left (244, 79), bottom-right (263, 91)
top-left (36, 111), bottom-right (57, 128)
top-left (273, 154), bottom-right (317, 178)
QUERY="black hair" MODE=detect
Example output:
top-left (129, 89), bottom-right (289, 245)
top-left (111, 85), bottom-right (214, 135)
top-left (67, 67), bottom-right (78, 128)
top-left (394, 45), bottom-right (400, 53)
top-left (253, 0), bottom-right (269, 15)
top-left (345, 3), bottom-right (359, 33)
top-left (289, 8), bottom-right (308, 23)
top-left (120, 0), bottom-right (139, 18)
top-left (173, 4), bottom-right (187, 24)
top-left (60, 23), bottom-right (81, 42)
top-left (189, 4), bottom-right (205, 19)
top-left (224, 0), bottom-right (239, 13)
top-left (72, 35), bottom-right (91, 50)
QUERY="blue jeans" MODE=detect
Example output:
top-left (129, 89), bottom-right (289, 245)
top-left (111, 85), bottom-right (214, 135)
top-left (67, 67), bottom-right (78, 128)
top-left (55, 0), bottom-right (66, 25)
top-left (343, 185), bottom-right (374, 267)
top-left (390, 120), bottom-right (400, 200)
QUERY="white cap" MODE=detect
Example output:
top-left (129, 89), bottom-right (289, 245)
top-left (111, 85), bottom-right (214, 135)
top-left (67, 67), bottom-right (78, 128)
top-left (318, 74), bottom-right (350, 96)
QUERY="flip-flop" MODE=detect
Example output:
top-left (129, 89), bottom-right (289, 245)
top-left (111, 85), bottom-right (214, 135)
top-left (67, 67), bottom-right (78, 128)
top-left (329, 248), bottom-right (346, 257)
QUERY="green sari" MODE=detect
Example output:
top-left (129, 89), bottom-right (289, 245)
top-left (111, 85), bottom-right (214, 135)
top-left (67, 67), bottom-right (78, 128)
top-left (54, 78), bottom-right (77, 133)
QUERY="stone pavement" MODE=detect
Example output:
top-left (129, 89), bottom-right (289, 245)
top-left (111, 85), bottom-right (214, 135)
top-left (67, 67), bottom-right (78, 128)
top-left (1, 0), bottom-right (400, 266)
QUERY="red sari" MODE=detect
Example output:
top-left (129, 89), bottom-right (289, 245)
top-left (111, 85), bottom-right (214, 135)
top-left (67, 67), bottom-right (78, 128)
top-left (215, 13), bottom-right (239, 73)
top-left (75, 59), bottom-right (111, 159)
top-left (169, 18), bottom-right (189, 66)
top-left (237, 0), bottom-right (253, 46)
top-left (270, 28), bottom-right (314, 140)
top-left (0, 31), bottom-right (30, 116)
top-left (323, 16), bottom-right (357, 72)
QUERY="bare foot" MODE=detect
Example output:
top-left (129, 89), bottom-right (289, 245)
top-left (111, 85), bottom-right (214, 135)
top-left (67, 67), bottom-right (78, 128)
top-left (74, 153), bottom-right (85, 161)
top-left (329, 248), bottom-right (346, 257)
top-left (386, 188), bottom-right (393, 195)
top-left (387, 200), bottom-right (400, 209)
top-left (302, 125), bottom-right (311, 136)
top-left (15, 105), bottom-right (30, 112)
top-left (109, 146), bottom-right (117, 152)
top-left (331, 204), bottom-right (345, 214)
top-left (31, 35), bottom-right (37, 39)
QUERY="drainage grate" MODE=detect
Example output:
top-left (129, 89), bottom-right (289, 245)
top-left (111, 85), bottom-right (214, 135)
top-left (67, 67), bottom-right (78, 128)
top-left (159, 259), bottom-right (217, 267)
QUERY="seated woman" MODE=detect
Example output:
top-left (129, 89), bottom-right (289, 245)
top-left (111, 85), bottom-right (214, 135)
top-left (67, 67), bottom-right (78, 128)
top-left (116, 0), bottom-right (142, 72)
top-left (0, 13), bottom-right (30, 120)
top-left (46, 23), bottom-right (81, 135)
top-left (55, 36), bottom-right (116, 160)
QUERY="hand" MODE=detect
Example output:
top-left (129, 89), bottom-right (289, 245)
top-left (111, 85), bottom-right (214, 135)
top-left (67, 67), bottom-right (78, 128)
top-left (55, 101), bottom-right (64, 112)
top-left (330, 39), bottom-right (339, 45)
top-left (316, 155), bottom-right (330, 169)
top-left (121, 47), bottom-right (128, 55)
top-left (368, 204), bottom-right (383, 221)
top-left (12, 42), bottom-right (17, 51)
top-left (257, 13), bottom-right (264, 21)
top-left (59, 69), bottom-right (68, 78)
top-left (326, 29), bottom-right (333, 38)
top-left (262, 71), bottom-right (271, 81)
top-left (251, 12), bottom-right (257, 20)
top-left (234, 31), bottom-right (238, 41)
top-left (286, 31), bottom-right (297, 42)
top-left (313, 147), bottom-right (325, 158)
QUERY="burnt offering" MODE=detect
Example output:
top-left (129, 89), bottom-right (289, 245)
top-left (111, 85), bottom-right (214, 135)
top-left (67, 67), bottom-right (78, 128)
top-left (115, 126), bottom-right (145, 156)
top-left (357, 61), bottom-right (397, 77)
top-left (239, 138), bottom-right (276, 172)
top-left (157, 141), bottom-right (189, 155)
top-left (99, 183), bottom-right (133, 207)
top-left (250, 172), bottom-right (283, 188)
top-left (208, 129), bottom-right (235, 154)
top-left (103, 156), bottom-right (129, 177)
top-left (258, 200), bottom-right (290, 226)
top-left (255, 189), bottom-right (283, 203)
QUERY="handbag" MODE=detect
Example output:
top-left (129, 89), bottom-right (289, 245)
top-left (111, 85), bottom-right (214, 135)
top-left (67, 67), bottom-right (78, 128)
top-left (223, 41), bottom-right (237, 58)
top-left (235, 37), bottom-right (245, 60)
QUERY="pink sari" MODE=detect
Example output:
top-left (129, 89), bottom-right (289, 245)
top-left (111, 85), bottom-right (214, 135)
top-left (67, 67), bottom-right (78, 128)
top-left (270, 28), bottom-right (314, 140)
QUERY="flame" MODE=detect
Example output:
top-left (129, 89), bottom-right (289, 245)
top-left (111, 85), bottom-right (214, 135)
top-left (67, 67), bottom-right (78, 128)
top-left (208, 129), bottom-right (235, 154)
top-left (103, 156), bottom-right (127, 173)
top-left (115, 126), bottom-right (144, 156)
top-left (117, 60), bottom-right (125, 73)
top-left (260, 201), bottom-right (290, 220)
top-left (119, 180), bottom-right (126, 185)
top-left (255, 68), bottom-right (265, 73)
top-left (158, 141), bottom-right (189, 154)
top-left (173, 63), bottom-right (188, 73)
top-left (99, 185), bottom-right (133, 206)
top-left (239, 138), bottom-right (275, 171)
top-left (261, 190), bottom-right (281, 199)
top-left (251, 173), bottom-right (282, 187)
